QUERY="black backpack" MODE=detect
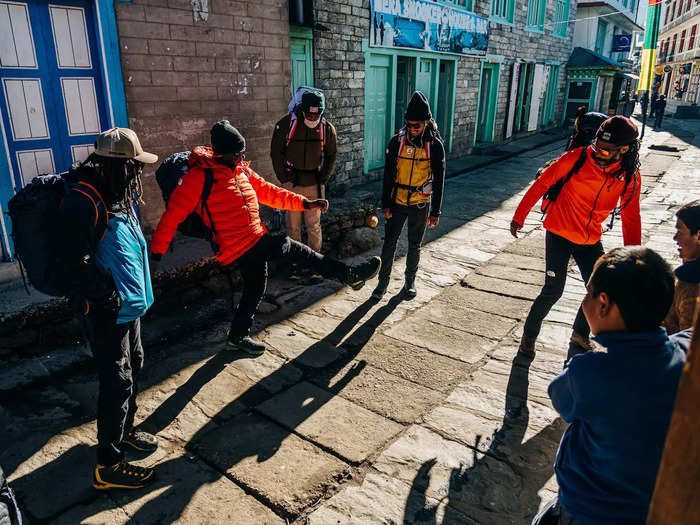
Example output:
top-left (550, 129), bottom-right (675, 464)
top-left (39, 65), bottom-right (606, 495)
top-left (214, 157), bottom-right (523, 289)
top-left (1, 466), bottom-right (23, 525)
top-left (8, 173), bottom-right (107, 296)
top-left (155, 152), bottom-right (216, 246)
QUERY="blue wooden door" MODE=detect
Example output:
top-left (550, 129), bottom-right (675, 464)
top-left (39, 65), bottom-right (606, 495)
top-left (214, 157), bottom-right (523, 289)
top-left (0, 0), bottom-right (109, 189)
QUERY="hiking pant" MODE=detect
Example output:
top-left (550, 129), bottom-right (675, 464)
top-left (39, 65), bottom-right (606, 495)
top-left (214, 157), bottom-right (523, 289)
top-left (283, 182), bottom-right (324, 252)
top-left (523, 231), bottom-right (604, 341)
top-left (378, 203), bottom-right (429, 282)
top-left (81, 309), bottom-right (143, 466)
top-left (225, 233), bottom-right (346, 338)
top-left (531, 497), bottom-right (585, 525)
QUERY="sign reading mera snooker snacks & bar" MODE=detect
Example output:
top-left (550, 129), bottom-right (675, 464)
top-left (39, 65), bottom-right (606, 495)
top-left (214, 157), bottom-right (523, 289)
top-left (369, 0), bottom-right (489, 56)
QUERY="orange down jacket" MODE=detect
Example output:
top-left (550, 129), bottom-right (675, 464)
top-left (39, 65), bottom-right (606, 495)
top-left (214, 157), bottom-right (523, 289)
top-left (513, 146), bottom-right (642, 246)
top-left (151, 146), bottom-right (306, 266)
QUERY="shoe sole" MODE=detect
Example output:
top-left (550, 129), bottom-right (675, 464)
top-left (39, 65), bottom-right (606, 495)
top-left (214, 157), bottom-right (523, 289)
top-left (227, 340), bottom-right (265, 356)
top-left (93, 472), bottom-right (154, 490)
top-left (350, 260), bottom-right (382, 291)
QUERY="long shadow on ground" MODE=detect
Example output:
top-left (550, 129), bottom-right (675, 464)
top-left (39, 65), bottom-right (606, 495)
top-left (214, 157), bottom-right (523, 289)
top-left (9, 296), bottom-right (404, 523)
top-left (403, 356), bottom-right (565, 524)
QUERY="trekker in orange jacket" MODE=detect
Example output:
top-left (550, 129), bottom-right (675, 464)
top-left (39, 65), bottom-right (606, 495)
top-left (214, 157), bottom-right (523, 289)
top-left (150, 121), bottom-right (380, 355)
top-left (510, 115), bottom-right (642, 362)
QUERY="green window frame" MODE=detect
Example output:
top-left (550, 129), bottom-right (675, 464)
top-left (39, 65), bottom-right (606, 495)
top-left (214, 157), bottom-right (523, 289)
top-left (595, 20), bottom-right (608, 54)
top-left (438, 0), bottom-right (474, 11)
top-left (553, 0), bottom-right (570, 38)
top-left (526, 0), bottom-right (546, 32)
top-left (541, 65), bottom-right (560, 125)
top-left (491, 0), bottom-right (515, 24)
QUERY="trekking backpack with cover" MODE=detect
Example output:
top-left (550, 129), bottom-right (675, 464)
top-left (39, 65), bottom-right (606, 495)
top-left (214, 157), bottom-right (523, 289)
top-left (0, 465), bottom-right (22, 525)
top-left (155, 151), bottom-right (216, 246)
top-left (8, 172), bottom-right (107, 296)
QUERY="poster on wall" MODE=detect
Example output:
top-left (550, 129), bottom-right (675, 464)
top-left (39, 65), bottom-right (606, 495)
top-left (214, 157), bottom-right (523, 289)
top-left (370, 0), bottom-right (489, 56)
top-left (611, 34), bottom-right (632, 52)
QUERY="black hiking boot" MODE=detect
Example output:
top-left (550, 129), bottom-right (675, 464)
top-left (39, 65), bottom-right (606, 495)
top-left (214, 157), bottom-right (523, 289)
top-left (93, 460), bottom-right (155, 490)
top-left (345, 256), bottom-right (382, 291)
top-left (227, 335), bottom-right (266, 356)
top-left (122, 428), bottom-right (158, 453)
top-left (403, 275), bottom-right (417, 299)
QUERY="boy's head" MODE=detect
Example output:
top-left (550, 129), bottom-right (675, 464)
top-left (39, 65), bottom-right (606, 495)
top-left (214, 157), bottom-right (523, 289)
top-left (583, 247), bottom-right (674, 334)
top-left (674, 200), bottom-right (700, 262)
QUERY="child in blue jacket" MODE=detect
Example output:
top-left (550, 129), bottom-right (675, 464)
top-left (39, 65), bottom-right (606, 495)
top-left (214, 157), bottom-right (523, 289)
top-left (534, 247), bottom-right (687, 525)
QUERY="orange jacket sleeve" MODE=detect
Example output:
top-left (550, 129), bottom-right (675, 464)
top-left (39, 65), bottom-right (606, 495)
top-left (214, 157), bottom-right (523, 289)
top-left (620, 170), bottom-right (642, 246)
top-left (150, 168), bottom-right (205, 256)
top-left (248, 169), bottom-right (306, 211)
top-left (512, 151), bottom-right (577, 226)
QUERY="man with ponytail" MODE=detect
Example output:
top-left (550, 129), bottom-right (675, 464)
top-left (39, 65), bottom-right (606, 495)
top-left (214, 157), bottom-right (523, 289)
top-left (510, 116), bottom-right (642, 362)
top-left (54, 128), bottom-right (160, 490)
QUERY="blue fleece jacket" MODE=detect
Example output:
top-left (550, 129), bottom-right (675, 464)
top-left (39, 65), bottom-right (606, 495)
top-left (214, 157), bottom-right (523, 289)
top-left (94, 213), bottom-right (154, 323)
top-left (549, 329), bottom-right (687, 525)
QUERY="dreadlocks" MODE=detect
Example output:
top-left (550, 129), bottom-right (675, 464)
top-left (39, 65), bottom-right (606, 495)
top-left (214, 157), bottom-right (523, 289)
top-left (619, 139), bottom-right (641, 180)
top-left (84, 154), bottom-right (145, 219)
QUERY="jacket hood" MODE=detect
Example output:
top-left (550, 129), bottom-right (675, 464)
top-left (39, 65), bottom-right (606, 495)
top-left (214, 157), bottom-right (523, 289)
top-left (189, 146), bottom-right (251, 172)
top-left (676, 258), bottom-right (700, 283)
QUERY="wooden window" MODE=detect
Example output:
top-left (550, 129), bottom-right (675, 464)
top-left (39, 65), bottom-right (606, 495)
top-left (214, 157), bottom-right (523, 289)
top-left (689, 25), bottom-right (697, 50)
top-left (679, 29), bottom-right (686, 52)
top-left (553, 0), bottom-right (570, 37)
top-left (526, 0), bottom-right (546, 31)
top-left (491, 0), bottom-right (515, 23)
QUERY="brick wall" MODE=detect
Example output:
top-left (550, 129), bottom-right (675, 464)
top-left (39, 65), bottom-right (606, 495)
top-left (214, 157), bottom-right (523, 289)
top-left (312, 0), bottom-right (368, 193)
top-left (115, 0), bottom-right (292, 232)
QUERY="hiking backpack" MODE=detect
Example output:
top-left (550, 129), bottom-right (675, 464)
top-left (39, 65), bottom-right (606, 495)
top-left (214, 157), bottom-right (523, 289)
top-left (155, 151), bottom-right (216, 245)
top-left (8, 173), bottom-right (107, 296)
top-left (0, 466), bottom-right (22, 525)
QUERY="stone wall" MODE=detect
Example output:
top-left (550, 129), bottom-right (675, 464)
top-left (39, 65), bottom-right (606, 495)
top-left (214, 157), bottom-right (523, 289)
top-left (311, 0), bottom-right (368, 193)
top-left (115, 0), bottom-right (292, 233)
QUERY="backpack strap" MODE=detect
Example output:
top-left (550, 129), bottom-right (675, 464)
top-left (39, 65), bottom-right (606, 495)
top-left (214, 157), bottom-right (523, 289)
top-left (200, 168), bottom-right (219, 253)
top-left (541, 148), bottom-right (588, 215)
top-left (68, 181), bottom-right (109, 242)
top-left (285, 113), bottom-right (299, 148)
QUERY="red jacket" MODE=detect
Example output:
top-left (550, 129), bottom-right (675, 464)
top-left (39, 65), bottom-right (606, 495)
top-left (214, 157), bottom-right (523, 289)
top-left (513, 147), bottom-right (642, 246)
top-left (151, 146), bottom-right (306, 266)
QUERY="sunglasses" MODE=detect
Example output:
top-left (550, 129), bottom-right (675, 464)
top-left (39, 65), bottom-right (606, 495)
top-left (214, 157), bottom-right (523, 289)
top-left (405, 121), bottom-right (424, 130)
top-left (304, 111), bottom-right (322, 120)
top-left (590, 140), bottom-right (620, 158)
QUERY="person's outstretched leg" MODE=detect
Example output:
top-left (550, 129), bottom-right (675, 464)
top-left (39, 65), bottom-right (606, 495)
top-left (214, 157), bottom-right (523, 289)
top-left (373, 207), bottom-right (408, 299)
top-left (520, 232), bottom-right (573, 357)
top-left (567, 240), bottom-right (605, 360)
top-left (403, 205), bottom-right (429, 299)
top-left (258, 232), bottom-right (381, 290)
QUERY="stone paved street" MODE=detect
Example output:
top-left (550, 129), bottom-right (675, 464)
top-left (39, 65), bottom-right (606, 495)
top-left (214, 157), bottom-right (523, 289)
top-left (2, 118), bottom-right (698, 524)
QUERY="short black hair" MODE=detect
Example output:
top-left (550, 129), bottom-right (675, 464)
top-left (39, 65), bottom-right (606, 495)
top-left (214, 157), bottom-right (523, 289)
top-left (589, 247), bottom-right (674, 332)
top-left (677, 200), bottom-right (700, 234)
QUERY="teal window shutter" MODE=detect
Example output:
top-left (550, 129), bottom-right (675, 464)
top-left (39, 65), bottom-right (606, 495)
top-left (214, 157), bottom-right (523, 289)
top-left (553, 0), bottom-right (569, 37)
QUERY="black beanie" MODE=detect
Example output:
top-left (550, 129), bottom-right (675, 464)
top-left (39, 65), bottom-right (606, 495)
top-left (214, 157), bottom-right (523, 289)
top-left (301, 90), bottom-right (325, 113)
top-left (405, 91), bottom-right (432, 121)
top-left (596, 116), bottom-right (638, 145)
top-left (211, 120), bottom-right (246, 155)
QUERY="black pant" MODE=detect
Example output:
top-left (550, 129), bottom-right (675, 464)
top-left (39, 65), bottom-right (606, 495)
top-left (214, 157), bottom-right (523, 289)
top-left (378, 204), bottom-right (429, 282)
top-left (523, 231), bottom-right (604, 341)
top-left (225, 233), bottom-right (346, 338)
top-left (81, 309), bottom-right (143, 466)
